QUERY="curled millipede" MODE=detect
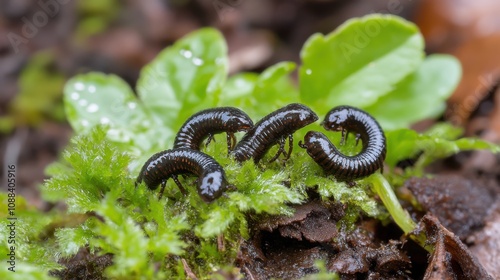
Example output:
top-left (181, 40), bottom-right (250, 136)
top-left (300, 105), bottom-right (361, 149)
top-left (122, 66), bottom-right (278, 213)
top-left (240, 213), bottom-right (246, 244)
top-left (173, 107), bottom-right (253, 152)
top-left (135, 148), bottom-right (231, 202)
top-left (299, 106), bottom-right (386, 181)
top-left (232, 103), bottom-right (318, 163)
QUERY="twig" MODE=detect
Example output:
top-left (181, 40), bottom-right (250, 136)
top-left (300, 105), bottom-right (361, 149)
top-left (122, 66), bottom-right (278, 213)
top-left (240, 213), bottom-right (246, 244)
top-left (181, 258), bottom-right (198, 280)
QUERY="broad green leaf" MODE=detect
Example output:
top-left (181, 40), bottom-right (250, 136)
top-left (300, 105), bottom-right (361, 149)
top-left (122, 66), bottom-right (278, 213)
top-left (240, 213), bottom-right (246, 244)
top-left (219, 73), bottom-right (259, 113)
top-left (252, 61), bottom-right (299, 118)
top-left (257, 61), bottom-right (296, 86)
top-left (64, 29), bottom-right (228, 154)
top-left (365, 55), bottom-right (462, 129)
top-left (64, 73), bottom-right (162, 147)
top-left (137, 28), bottom-right (228, 130)
top-left (220, 62), bottom-right (298, 119)
top-left (299, 14), bottom-right (424, 115)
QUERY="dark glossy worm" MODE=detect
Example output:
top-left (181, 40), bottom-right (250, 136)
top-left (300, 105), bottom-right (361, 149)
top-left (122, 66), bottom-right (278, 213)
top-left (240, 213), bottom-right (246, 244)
top-left (173, 107), bottom-right (253, 152)
top-left (232, 103), bottom-right (319, 163)
top-left (135, 148), bottom-right (231, 202)
top-left (299, 106), bottom-right (386, 181)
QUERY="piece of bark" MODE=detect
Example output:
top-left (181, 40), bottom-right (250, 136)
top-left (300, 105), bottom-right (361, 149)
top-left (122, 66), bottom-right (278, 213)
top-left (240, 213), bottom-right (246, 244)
top-left (413, 214), bottom-right (493, 280)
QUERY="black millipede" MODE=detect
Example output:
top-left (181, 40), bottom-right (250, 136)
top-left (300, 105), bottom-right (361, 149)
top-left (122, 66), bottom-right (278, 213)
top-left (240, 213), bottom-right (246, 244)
top-left (299, 106), bottom-right (386, 181)
top-left (135, 148), bottom-right (232, 202)
top-left (232, 103), bottom-right (319, 163)
top-left (173, 107), bottom-right (253, 152)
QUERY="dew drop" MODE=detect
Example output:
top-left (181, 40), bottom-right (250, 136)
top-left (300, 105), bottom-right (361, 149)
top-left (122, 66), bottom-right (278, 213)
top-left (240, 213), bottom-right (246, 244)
top-left (108, 129), bottom-right (131, 142)
top-left (81, 120), bottom-right (89, 127)
top-left (122, 134), bottom-right (131, 142)
top-left (306, 69), bottom-right (312, 75)
top-left (75, 82), bottom-right (85, 91)
top-left (88, 85), bottom-right (96, 93)
top-left (127, 102), bottom-right (137, 109)
top-left (215, 57), bottom-right (224, 65)
top-left (107, 129), bottom-right (119, 138)
top-left (71, 92), bottom-right (80, 100)
top-left (87, 103), bottom-right (99, 113)
top-left (78, 99), bottom-right (88, 106)
top-left (180, 49), bottom-right (193, 59)
top-left (100, 117), bottom-right (110, 124)
top-left (192, 57), bottom-right (204, 66)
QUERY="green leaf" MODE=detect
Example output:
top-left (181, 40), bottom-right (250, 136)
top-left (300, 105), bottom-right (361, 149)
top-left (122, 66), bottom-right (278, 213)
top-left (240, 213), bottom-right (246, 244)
top-left (64, 73), bottom-right (162, 149)
top-left (299, 14), bottom-right (424, 115)
top-left (251, 61), bottom-right (299, 118)
top-left (137, 28), bottom-right (228, 130)
top-left (218, 73), bottom-right (259, 114)
top-left (424, 122), bottom-right (464, 140)
top-left (385, 128), bottom-right (420, 167)
top-left (385, 124), bottom-right (500, 168)
top-left (220, 62), bottom-right (299, 119)
top-left (365, 55), bottom-right (462, 129)
top-left (219, 73), bottom-right (258, 102)
top-left (64, 28), bottom-right (228, 157)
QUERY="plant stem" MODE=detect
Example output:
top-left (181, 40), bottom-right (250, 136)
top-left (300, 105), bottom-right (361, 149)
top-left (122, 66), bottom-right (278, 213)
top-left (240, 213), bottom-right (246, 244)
top-left (370, 173), bottom-right (432, 252)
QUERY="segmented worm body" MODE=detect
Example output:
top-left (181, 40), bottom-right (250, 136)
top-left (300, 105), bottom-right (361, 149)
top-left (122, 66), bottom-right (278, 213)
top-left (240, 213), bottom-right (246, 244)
top-left (232, 103), bottom-right (318, 163)
top-left (299, 106), bottom-right (386, 181)
top-left (173, 107), bottom-right (253, 152)
top-left (136, 148), bottom-right (230, 202)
